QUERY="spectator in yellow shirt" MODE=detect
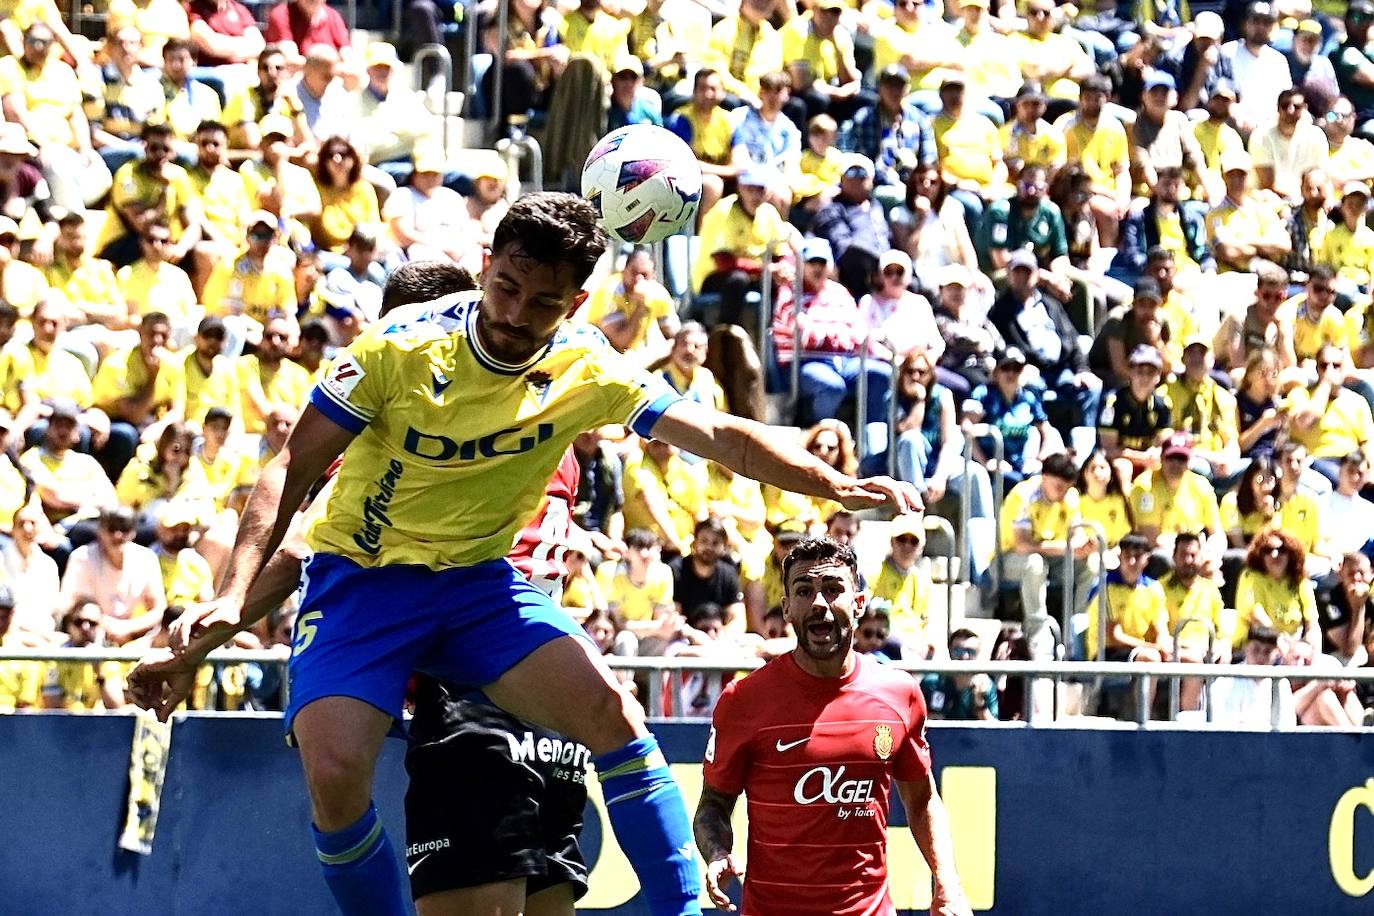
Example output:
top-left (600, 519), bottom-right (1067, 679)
top-left (108, 0), bottom-right (189, 65)
top-left (99, 122), bottom-right (203, 268)
top-left (116, 223), bottom-right (199, 334)
top-left (932, 77), bottom-right (1007, 208)
top-left (1322, 96), bottom-right (1374, 188)
top-left (114, 423), bottom-right (210, 526)
top-left (656, 321), bottom-right (726, 413)
top-left (866, 514), bottom-right (935, 660)
top-left (692, 166), bottom-right (794, 322)
top-left (0, 22), bottom-right (111, 211)
top-left (1191, 82), bottom-right (1246, 191)
top-left (91, 311), bottom-right (179, 440)
top-left (165, 317), bottom-right (240, 430)
top-left (1284, 344), bottom-right (1374, 486)
top-left (1161, 533), bottom-right (1231, 709)
top-left (41, 601), bottom-right (128, 711)
top-left (1164, 338), bottom-right (1241, 483)
top-left (1010, 0), bottom-right (1094, 101)
top-left (621, 437), bottom-right (707, 556)
top-left (151, 501), bottom-right (215, 608)
top-left (871, 0), bottom-right (962, 92)
top-left (20, 402), bottom-right (118, 530)
top-left (1056, 74), bottom-right (1130, 246)
top-left (1087, 535), bottom-right (1171, 685)
top-left (45, 211), bottom-right (132, 342)
top-left (559, 0), bottom-right (630, 76)
top-left (1318, 182), bottom-right (1374, 293)
top-left (239, 113), bottom-right (322, 230)
top-left (0, 216), bottom-right (48, 318)
top-left (187, 120), bottom-right (251, 293)
top-left (704, 0), bottom-right (784, 107)
top-left (191, 405), bottom-right (255, 511)
top-left (203, 211), bottom-right (298, 339)
top-left (1233, 528), bottom-right (1320, 656)
top-left (951, 0), bottom-right (1021, 101)
top-left (1288, 267), bottom-right (1349, 368)
top-left (1205, 152), bottom-right (1292, 272)
top-left (665, 69), bottom-right (738, 221)
top-left (1129, 433), bottom-right (1227, 566)
top-left (1001, 81), bottom-right (1067, 178)
top-left (311, 136), bottom-right (380, 253)
top-left (594, 527), bottom-right (677, 652)
top-left (780, 0), bottom-right (861, 125)
top-left (235, 315), bottom-right (312, 436)
top-left (583, 248), bottom-right (679, 363)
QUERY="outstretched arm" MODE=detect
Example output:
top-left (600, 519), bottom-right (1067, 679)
top-left (694, 784), bottom-right (743, 912)
top-left (897, 775), bottom-right (971, 916)
top-left (650, 400), bottom-right (922, 514)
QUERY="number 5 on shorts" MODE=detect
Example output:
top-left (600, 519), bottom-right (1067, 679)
top-left (293, 610), bottom-right (324, 657)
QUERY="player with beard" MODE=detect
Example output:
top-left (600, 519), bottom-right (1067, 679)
top-left (693, 537), bottom-right (971, 916)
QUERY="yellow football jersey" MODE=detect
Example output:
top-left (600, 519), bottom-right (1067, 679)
top-left (307, 293), bottom-right (680, 569)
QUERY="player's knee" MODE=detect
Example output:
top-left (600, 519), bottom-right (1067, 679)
top-left (579, 679), bottom-right (646, 754)
top-left (302, 747), bottom-right (374, 828)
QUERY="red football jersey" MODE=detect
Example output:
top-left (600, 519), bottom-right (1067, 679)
top-left (507, 446), bottom-right (580, 593)
top-left (703, 652), bottom-right (932, 916)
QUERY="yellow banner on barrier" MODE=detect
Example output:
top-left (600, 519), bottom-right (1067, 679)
top-left (118, 711), bottom-right (174, 856)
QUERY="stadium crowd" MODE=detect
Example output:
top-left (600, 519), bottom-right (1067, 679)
top-left (0, 0), bottom-right (1372, 729)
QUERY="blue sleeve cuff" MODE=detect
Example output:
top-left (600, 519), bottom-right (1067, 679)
top-left (628, 392), bottom-right (682, 439)
top-left (310, 386), bottom-right (370, 434)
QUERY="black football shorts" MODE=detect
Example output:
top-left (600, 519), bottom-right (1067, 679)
top-left (403, 679), bottom-right (590, 902)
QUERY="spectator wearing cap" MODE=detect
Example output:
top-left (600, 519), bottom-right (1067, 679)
top-left (1000, 453), bottom-right (1098, 659)
top-left (772, 237), bottom-right (892, 426)
top-left (1322, 97), bottom-right (1374, 189)
top-left (1056, 74), bottom-right (1131, 248)
top-left (932, 76), bottom-right (1009, 221)
top-left (858, 249), bottom-right (941, 358)
top-left (668, 69), bottom-right (738, 222)
top-left (97, 122), bottom-right (201, 269)
top-left (1087, 534), bottom-right (1172, 688)
top-left (742, 517), bottom-right (806, 632)
top-left (1129, 431), bottom-right (1227, 569)
top-left (837, 65), bottom-right (935, 209)
top-left (988, 249), bottom-right (1101, 429)
top-left (167, 316), bottom-right (240, 428)
top-left (1165, 336), bottom-right (1242, 483)
top-left (0, 22), bottom-right (112, 213)
top-left (1317, 182), bottom-right (1374, 294)
top-left (810, 154), bottom-right (890, 298)
top-left (967, 347), bottom-right (1053, 486)
top-left (382, 149), bottom-right (468, 263)
top-left (116, 221), bottom-right (199, 336)
top-left (1191, 80), bottom-right (1246, 188)
top-left (86, 27), bottom-right (164, 176)
top-left (1002, 82), bottom-right (1067, 178)
top-left (1220, 1), bottom-right (1292, 135)
top-left (186, 0), bottom-right (264, 68)
top-left (1157, 12), bottom-right (1234, 112)
top-left (0, 122), bottom-right (54, 235)
top-left (464, 159), bottom-right (510, 250)
top-left (24, 406), bottom-right (117, 547)
top-left (91, 312), bottom-right (179, 447)
top-left (950, 0), bottom-right (1021, 103)
top-left (355, 42), bottom-right (446, 185)
top-left (59, 505), bottom-right (166, 648)
top-left (1286, 18), bottom-right (1337, 107)
top-left (607, 54), bottom-right (662, 132)
top-left (224, 46), bottom-right (291, 153)
top-left (731, 71), bottom-right (803, 196)
top-left (692, 165), bottom-right (794, 325)
top-left (1090, 277), bottom-right (1172, 388)
top-left (933, 264), bottom-right (1004, 398)
top-left (0, 588), bottom-right (43, 710)
top-left (44, 211), bottom-right (130, 342)
top-left (1205, 155), bottom-right (1292, 273)
top-left (202, 210), bottom-right (297, 333)
top-left (1335, 1), bottom-right (1374, 130)
top-left (1250, 88), bottom-right (1327, 203)
top-left (1113, 170), bottom-right (1215, 284)
top-left (0, 216), bottom-right (48, 317)
top-left (780, 0), bottom-right (863, 128)
top-left (867, 514), bottom-right (935, 660)
top-left (1130, 70), bottom-right (1213, 203)
top-left (1284, 343), bottom-right (1374, 489)
top-left (152, 499), bottom-right (215, 608)
top-left (704, 0), bottom-right (784, 110)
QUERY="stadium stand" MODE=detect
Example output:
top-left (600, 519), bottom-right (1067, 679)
top-left (0, 0), bottom-right (1372, 731)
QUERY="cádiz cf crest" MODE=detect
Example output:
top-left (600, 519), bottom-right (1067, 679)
top-left (873, 724), bottom-right (894, 760)
top-left (525, 370), bottom-right (553, 405)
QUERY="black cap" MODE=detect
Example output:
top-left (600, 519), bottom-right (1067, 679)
top-left (1133, 278), bottom-right (1163, 301)
top-left (204, 406), bottom-right (234, 425)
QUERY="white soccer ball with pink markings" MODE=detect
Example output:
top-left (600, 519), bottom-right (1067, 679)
top-left (581, 124), bottom-right (702, 244)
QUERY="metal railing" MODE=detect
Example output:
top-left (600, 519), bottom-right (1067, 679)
top-left (412, 43), bottom-right (454, 157)
top-left (496, 130), bottom-right (543, 196)
top-left (924, 514), bottom-right (957, 647)
top-left (489, 0), bottom-right (510, 137)
top-left (1064, 521), bottom-right (1109, 661)
top-left (1169, 617), bottom-right (1218, 723)
top-left (9, 649), bottom-right (1370, 731)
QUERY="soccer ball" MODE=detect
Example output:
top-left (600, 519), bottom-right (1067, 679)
top-left (581, 125), bottom-right (702, 245)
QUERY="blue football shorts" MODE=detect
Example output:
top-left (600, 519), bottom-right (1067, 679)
top-left (284, 552), bottom-right (585, 737)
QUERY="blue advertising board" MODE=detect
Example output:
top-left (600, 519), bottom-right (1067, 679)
top-left (0, 715), bottom-right (1370, 915)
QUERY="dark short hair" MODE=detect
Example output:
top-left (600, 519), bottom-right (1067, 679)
top-left (1173, 530), bottom-right (1202, 552)
top-left (162, 37), bottom-right (195, 58)
top-left (141, 311), bottom-right (171, 330)
top-left (259, 44), bottom-right (287, 64)
top-left (379, 260), bottom-right (477, 316)
top-left (949, 627), bottom-right (979, 645)
top-left (759, 71), bottom-right (792, 93)
top-left (99, 506), bottom-right (137, 533)
top-left (56, 209), bottom-right (84, 228)
top-left (0, 302), bottom-right (18, 325)
top-left (1309, 264), bottom-right (1336, 283)
top-left (1277, 87), bottom-right (1305, 109)
top-left (624, 528), bottom-right (659, 550)
top-left (1041, 453), bottom-right (1078, 482)
top-left (1247, 625), bottom-right (1279, 647)
top-left (693, 68), bottom-right (718, 89)
top-left (1146, 245), bottom-right (1174, 262)
top-left (491, 192), bottom-right (608, 289)
top-left (694, 517), bottom-right (728, 540)
top-left (195, 119), bottom-right (227, 137)
top-left (685, 602), bottom-right (726, 629)
top-left (1119, 533), bottom-right (1152, 554)
top-left (300, 317), bottom-right (329, 343)
top-left (197, 315), bottom-right (227, 339)
top-left (781, 536), bottom-right (859, 591)
top-left (141, 121), bottom-right (174, 141)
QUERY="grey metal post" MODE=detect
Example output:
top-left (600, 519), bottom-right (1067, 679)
top-left (1064, 521), bottom-right (1107, 661)
top-left (345, 0), bottom-right (357, 31)
top-left (1135, 674), bottom-right (1151, 726)
top-left (490, 0), bottom-right (510, 138)
top-left (758, 240), bottom-right (776, 366)
top-left (1270, 676), bottom-right (1283, 732)
top-left (412, 44), bottom-right (454, 156)
top-left (855, 339), bottom-right (869, 463)
top-left (789, 257), bottom-right (804, 416)
top-left (922, 515), bottom-right (957, 647)
top-left (1168, 617), bottom-right (1217, 721)
top-left (887, 352), bottom-right (901, 478)
top-left (959, 424), bottom-right (1003, 590)
top-left (647, 668), bottom-right (663, 719)
top-left (461, 0), bottom-right (479, 114)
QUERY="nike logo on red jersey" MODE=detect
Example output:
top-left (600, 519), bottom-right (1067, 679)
top-left (775, 737), bottom-right (810, 752)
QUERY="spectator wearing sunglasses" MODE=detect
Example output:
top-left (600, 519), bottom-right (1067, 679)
top-left (41, 599), bottom-right (127, 711)
top-left (867, 514), bottom-right (934, 661)
top-left (1250, 88), bottom-right (1326, 204)
top-left (921, 628), bottom-right (997, 721)
top-left (853, 601), bottom-right (893, 664)
top-left (1212, 261), bottom-right (1296, 383)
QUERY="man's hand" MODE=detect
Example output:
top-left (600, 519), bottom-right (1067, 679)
top-left (704, 853), bottom-right (745, 912)
top-left (126, 647), bottom-right (198, 722)
top-left (838, 476), bottom-right (924, 514)
top-left (926, 474), bottom-right (947, 504)
top-left (169, 596), bottom-right (246, 654)
top-left (932, 886), bottom-right (974, 916)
